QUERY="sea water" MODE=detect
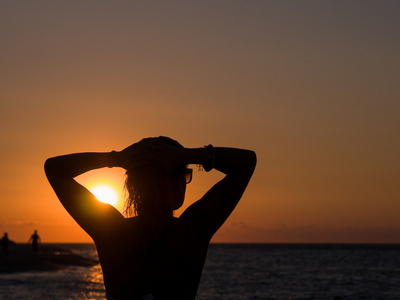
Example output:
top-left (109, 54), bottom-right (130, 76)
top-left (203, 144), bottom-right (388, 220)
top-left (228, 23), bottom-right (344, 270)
top-left (1, 244), bottom-right (400, 300)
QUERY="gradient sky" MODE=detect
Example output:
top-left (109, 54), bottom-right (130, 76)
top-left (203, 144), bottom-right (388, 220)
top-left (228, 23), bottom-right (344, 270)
top-left (1, 1), bottom-right (399, 243)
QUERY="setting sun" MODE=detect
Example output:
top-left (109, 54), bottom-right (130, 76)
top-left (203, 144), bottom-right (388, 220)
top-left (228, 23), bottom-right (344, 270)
top-left (90, 184), bottom-right (119, 206)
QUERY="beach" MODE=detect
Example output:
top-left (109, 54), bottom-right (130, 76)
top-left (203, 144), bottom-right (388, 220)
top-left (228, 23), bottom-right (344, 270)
top-left (0, 244), bottom-right (98, 274)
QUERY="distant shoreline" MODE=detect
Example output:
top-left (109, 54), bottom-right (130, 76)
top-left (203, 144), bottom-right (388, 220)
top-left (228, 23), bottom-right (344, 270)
top-left (24, 242), bottom-right (400, 245)
top-left (0, 244), bottom-right (98, 274)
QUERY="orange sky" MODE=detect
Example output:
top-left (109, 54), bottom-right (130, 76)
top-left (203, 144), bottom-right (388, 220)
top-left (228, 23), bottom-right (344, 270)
top-left (1, 1), bottom-right (399, 243)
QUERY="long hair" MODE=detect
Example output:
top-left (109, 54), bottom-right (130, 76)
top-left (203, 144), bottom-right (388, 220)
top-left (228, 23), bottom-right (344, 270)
top-left (123, 137), bottom-right (184, 225)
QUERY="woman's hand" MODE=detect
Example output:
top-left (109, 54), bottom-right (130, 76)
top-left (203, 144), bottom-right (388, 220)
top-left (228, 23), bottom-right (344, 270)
top-left (120, 138), bottom-right (184, 173)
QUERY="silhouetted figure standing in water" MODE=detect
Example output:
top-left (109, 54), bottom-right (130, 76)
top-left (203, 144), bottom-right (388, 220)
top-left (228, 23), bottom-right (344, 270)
top-left (28, 230), bottom-right (41, 253)
top-left (45, 136), bottom-right (256, 300)
top-left (1, 232), bottom-right (10, 257)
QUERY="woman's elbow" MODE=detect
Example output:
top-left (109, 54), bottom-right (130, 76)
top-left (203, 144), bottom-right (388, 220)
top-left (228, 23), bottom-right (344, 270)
top-left (242, 150), bottom-right (257, 175)
top-left (248, 150), bottom-right (257, 172)
top-left (250, 150), bottom-right (257, 166)
top-left (44, 157), bottom-right (57, 178)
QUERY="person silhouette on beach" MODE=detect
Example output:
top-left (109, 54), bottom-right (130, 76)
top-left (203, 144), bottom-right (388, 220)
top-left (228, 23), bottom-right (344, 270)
top-left (45, 136), bottom-right (256, 300)
top-left (28, 230), bottom-right (41, 253)
top-left (1, 233), bottom-right (10, 257)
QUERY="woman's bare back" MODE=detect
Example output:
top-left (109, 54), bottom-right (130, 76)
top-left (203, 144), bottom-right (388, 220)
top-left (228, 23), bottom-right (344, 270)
top-left (95, 216), bottom-right (210, 300)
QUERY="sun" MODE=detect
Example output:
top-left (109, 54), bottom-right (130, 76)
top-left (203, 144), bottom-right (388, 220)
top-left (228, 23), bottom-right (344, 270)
top-left (90, 184), bottom-right (119, 206)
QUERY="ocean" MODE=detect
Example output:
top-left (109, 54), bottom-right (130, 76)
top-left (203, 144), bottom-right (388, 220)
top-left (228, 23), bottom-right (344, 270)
top-left (1, 243), bottom-right (400, 299)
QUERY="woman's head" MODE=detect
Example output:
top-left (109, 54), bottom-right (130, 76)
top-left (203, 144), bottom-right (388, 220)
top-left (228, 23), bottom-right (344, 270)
top-left (123, 136), bottom-right (188, 220)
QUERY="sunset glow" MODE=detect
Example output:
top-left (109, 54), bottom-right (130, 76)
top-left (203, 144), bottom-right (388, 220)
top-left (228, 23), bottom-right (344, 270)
top-left (90, 184), bottom-right (120, 207)
top-left (1, 1), bottom-right (400, 243)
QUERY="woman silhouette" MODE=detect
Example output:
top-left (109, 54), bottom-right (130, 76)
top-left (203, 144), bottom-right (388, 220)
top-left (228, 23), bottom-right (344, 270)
top-left (45, 136), bottom-right (256, 300)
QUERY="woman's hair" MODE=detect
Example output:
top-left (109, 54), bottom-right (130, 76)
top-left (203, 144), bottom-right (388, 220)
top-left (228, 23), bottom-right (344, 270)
top-left (123, 136), bottom-right (184, 222)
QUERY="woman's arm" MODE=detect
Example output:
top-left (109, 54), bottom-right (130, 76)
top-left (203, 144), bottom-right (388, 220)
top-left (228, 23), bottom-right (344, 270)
top-left (44, 152), bottom-right (124, 239)
top-left (180, 146), bottom-right (257, 238)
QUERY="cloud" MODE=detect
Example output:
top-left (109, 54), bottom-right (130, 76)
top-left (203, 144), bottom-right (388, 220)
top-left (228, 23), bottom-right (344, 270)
top-left (0, 219), bottom-right (91, 243)
top-left (0, 220), bottom-right (37, 226)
